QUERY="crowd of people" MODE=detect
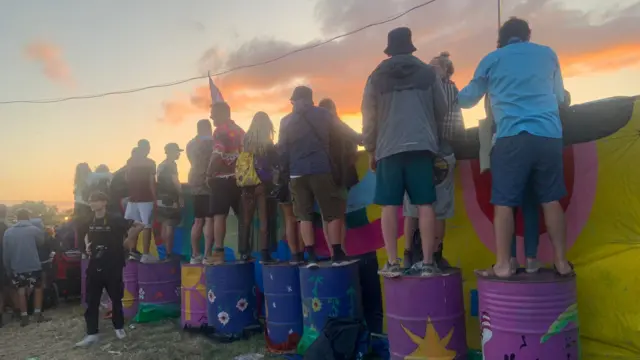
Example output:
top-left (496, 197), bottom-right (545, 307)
top-left (2, 15), bottom-right (574, 347)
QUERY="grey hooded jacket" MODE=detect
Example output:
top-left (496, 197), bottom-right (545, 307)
top-left (2, 220), bottom-right (44, 274)
top-left (362, 54), bottom-right (448, 161)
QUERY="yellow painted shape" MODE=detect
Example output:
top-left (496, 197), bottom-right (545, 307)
top-left (135, 231), bottom-right (159, 258)
top-left (401, 318), bottom-right (456, 360)
top-left (122, 288), bottom-right (134, 308)
top-left (181, 265), bottom-right (205, 321)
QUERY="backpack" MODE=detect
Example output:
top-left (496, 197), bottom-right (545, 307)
top-left (304, 317), bottom-right (370, 360)
top-left (235, 152), bottom-right (261, 187)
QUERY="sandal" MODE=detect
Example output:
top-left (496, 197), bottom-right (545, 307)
top-left (475, 263), bottom-right (516, 278)
top-left (553, 261), bottom-right (575, 277)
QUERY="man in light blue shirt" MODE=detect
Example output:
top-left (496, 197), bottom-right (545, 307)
top-left (458, 17), bottom-right (573, 278)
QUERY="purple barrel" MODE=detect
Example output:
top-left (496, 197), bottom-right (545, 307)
top-left (384, 268), bottom-right (467, 360)
top-left (262, 263), bottom-right (303, 353)
top-left (138, 261), bottom-right (181, 306)
top-left (122, 261), bottom-right (139, 319)
top-left (477, 269), bottom-right (579, 360)
top-left (181, 263), bottom-right (208, 328)
top-left (206, 261), bottom-right (259, 336)
top-left (81, 258), bottom-right (88, 308)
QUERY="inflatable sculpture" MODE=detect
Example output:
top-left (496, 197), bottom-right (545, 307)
top-left (162, 96), bottom-right (638, 359)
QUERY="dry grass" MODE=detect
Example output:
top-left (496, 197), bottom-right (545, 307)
top-left (0, 302), bottom-right (271, 360)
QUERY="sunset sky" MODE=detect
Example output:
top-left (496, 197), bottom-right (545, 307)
top-left (1, 0), bottom-right (639, 206)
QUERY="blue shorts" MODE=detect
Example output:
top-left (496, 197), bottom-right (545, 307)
top-left (491, 133), bottom-right (566, 207)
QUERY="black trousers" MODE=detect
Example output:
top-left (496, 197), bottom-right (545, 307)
top-left (85, 265), bottom-right (124, 335)
top-left (356, 252), bottom-right (384, 334)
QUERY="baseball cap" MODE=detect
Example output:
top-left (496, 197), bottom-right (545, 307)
top-left (164, 143), bottom-right (184, 154)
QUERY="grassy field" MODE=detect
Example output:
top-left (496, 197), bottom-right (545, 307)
top-left (0, 302), bottom-right (270, 360)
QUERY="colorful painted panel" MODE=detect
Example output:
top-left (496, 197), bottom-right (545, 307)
top-left (138, 261), bottom-right (181, 305)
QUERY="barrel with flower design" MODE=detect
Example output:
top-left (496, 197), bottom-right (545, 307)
top-left (136, 260), bottom-right (181, 322)
top-left (299, 261), bottom-right (363, 342)
top-left (205, 261), bottom-right (259, 336)
top-left (262, 263), bottom-right (303, 353)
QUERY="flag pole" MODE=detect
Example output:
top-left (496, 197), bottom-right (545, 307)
top-left (497, 0), bottom-right (502, 30)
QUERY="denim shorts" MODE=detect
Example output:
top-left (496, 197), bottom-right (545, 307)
top-left (491, 132), bottom-right (567, 207)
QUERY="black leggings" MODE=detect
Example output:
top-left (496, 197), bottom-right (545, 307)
top-left (85, 265), bottom-right (124, 335)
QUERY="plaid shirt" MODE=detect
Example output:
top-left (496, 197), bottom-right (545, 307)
top-left (441, 79), bottom-right (465, 141)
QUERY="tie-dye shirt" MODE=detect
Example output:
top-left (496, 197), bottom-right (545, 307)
top-left (209, 120), bottom-right (245, 178)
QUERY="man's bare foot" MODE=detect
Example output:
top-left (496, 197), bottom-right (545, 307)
top-left (554, 260), bottom-right (575, 277)
top-left (475, 263), bottom-right (515, 278)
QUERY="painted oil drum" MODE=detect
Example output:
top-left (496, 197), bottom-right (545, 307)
top-left (181, 263), bottom-right (208, 328)
top-left (122, 261), bottom-right (139, 319)
top-left (137, 261), bottom-right (181, 306)
top-left (300, 261), bottom-right (363, 335)
top-left (262, 263), bottom-right (303, 353)
top-left (477, 269), bottom-right (580, 360)
top-left (205, 261), bottom-right (259, 336)
top-left (81, 258), bottom-right (88, 308)
top-left (384, 268), bottom-right (467, 360)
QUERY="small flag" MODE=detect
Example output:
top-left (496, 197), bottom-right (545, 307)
top-left (208, 71), bottom-right (224, 104)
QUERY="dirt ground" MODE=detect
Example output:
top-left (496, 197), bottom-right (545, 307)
top-left (0, 302), bottom-right (270, 360)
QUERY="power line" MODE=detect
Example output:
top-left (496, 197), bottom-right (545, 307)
top-left (1, 0), bottom-right (440, 106)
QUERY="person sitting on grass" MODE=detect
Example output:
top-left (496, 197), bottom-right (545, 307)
top-left (2, 209), bottom-right (51, 326)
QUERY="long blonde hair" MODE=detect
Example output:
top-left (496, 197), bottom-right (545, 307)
top-left (244, 111), bottom-right (274, 155)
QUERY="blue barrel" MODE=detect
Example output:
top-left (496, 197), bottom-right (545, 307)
top-left (262, 263), bottom-right (303, 353)
top-left (205, 261), bottom-right (259, 336)
top-left (300, 261), bottom-right (363, 334)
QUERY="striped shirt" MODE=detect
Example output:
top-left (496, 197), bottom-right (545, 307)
top-left (441, 79), bottom-right (465, 141)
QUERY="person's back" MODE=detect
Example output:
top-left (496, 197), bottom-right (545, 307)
top-left (3, 220), bottom-right (43, 274)
top-left (126, 156), bottom-right (156, 202)
top-left (282, 105), bottom-right (333, 177)
top-left (474, 42), bottom-right (563, 139)
top-left (363, 53), bottom-right (446, 161)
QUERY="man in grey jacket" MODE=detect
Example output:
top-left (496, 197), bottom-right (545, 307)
top-left (362, 27), bottom-right (448, 278)
top-left (2, 209), bottom-right (51, 326)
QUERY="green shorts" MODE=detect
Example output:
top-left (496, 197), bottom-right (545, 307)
top-left (374, 151), bottom-right (436, 206)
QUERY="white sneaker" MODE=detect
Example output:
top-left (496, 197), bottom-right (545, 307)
top-left (75, 334), bottom-right (99, 348)
top-left (526, 258), bottom-right (541, 273)
top-left (115, 329), bottom-right (126, 340)
top-left (190, 255), bottom-right (203, 265)
top-left (140, 254), bottom-right (159, 264)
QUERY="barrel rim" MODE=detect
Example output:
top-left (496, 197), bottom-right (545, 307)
top-left (262, 262), bottom-right (303, 268)
top-left (204, 260), bottom-right (256, 267)
top-left (476, 268), bottom-right (576, 283)
top-left (299, 259), bottom-right (360, 269)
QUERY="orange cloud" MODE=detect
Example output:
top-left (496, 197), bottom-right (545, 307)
top-left (24, 41), bottom-right (75, 87)
top-left (159, 0), bottom-right (640, 124)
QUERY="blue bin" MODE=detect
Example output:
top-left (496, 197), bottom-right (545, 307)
top-left (205, 261), bottom-right (258, 336)
top-left (299, 261), bottom-right (363, 333)
top-left (263, 263), bottom-right (303, 352)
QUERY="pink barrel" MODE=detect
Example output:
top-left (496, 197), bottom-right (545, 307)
top-left (122, 261), bottom-right (139, 318)
top-left (477, 269), bottom-right (579, 359)
top-left (384, 268), bottom-right (467, 360)
top-left (138, 261), bottom-right (181, 306)
top-left (81, 258), bottom-right (88, 308)
top-left (181, 263), bottom-right (208, 328)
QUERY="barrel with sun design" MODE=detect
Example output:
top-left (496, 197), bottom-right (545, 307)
top-left (122, 260), bottom-right (138, 319)
top-left (181, 263), bottom-right (208, 328)
top-left (477, 269), bottom-right (579, 359)
top-left (205, 261), bottom-right (259, 337)
top-left (384, 268), bottom-right (467, 360)
top-left (262, 263), bottom-right (303, 353)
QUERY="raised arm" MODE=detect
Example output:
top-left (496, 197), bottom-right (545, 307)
top-left (361, 76), bottom-right (378, 154)
top-left (458, 55), bottom-right (493, 109)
